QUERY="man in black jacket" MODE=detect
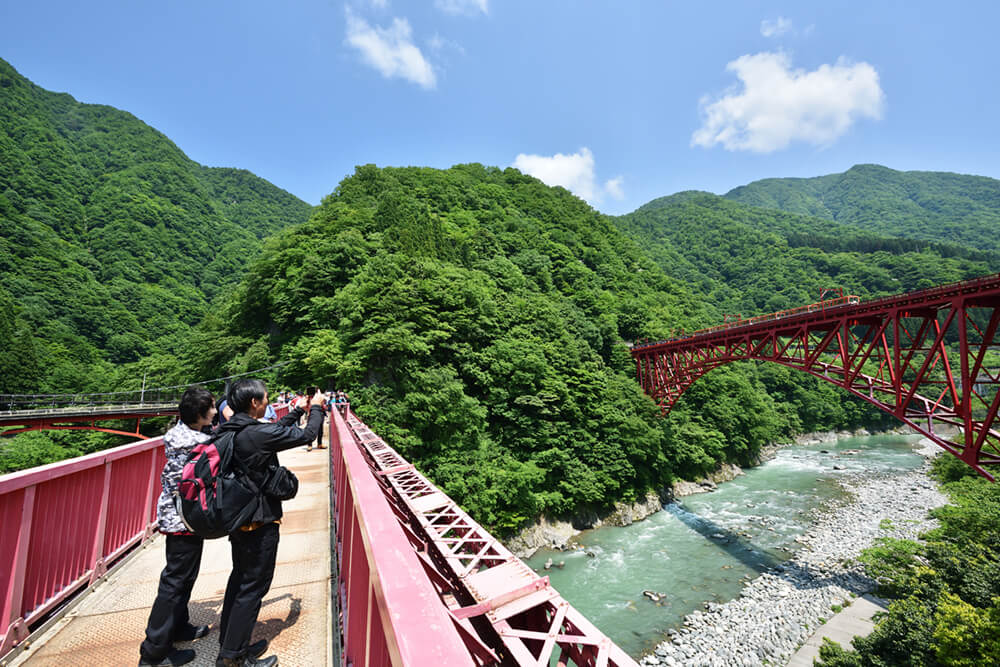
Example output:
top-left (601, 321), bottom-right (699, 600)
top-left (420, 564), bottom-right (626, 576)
top-left (214, 378), bottom-right (326, 667)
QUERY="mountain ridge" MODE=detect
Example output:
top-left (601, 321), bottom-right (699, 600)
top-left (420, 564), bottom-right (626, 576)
top-left (0, 56), bottom-right (313, 393)
top-left (723, 163), bottom-right (1000, 253)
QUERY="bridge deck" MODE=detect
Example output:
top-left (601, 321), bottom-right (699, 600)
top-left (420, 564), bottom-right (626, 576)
top-left (0, 404), bottom-right (177, 422)
top-left (9, 445), bottom-right (331, 667)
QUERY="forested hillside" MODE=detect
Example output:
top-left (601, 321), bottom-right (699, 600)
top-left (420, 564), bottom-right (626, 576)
top-left (4, 56), bottom-right (1000, 538)
top-left (617, 191), bottom-right (997, 321)
top-left (182, 164), bottom-right (903, 531)
top-left (725, 164), bottom-right (1000, 254)
top-left (0, 57), bottom-right (312, 394)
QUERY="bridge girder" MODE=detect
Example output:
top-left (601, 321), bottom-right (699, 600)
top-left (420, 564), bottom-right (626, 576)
top-left (633, 274), bottom-right (1000, 480)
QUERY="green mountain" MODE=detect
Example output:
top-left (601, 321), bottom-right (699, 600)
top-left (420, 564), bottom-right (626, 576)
top-left (724, 164), bottom-right (1000, 253)
top-left (187, 164), bottom-right (902, 531)
top-left (0, 57), bottom-right (312, 393)
top-left (618, 190), bottom-right (997, 322)
top-left (3, 58), bottom-right (1000, 665)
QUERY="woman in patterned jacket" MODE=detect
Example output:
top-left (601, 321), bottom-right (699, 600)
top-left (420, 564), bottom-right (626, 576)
top-left (140, 387), bottom-right (240, 666)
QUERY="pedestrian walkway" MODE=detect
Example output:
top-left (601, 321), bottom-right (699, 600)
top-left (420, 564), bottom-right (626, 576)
top-left (10, 445), bottom-right (332, 667)
top-left (786, 595), bottom-right (887, 666)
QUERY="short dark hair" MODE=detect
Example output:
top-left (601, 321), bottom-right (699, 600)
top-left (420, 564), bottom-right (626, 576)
top-left (179, 386), bottom-right (214, 426)
top-left (229, 378), bottom-right (268, 413)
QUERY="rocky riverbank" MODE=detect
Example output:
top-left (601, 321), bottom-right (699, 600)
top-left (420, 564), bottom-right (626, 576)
top-left (507, 490), bottom-right (667, 558)
top-left (640, 438), bottom-right (947, 667)
top-left (506, 429), bottom-right (889, 558)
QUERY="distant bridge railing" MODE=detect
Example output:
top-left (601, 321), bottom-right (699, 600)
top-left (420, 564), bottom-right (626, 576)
top-left (0, 392), bottom-right (184, 415)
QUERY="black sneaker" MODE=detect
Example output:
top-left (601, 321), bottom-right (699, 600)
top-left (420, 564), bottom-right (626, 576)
top-left (139, 647), bottom-right (196, 666)
top-left (248, 639), bottom-right (268, 658)
top-left (175, 624), bottom-right (210, 641)
top-left (216, 655), bottom-right (277, 667)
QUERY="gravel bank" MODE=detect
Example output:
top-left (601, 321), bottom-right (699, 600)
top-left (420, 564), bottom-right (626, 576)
top-left (641, 439), bottom-right (947, 667)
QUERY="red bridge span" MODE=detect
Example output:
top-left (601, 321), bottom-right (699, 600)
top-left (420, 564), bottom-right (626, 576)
top-left (2, 404), bottom-right (638, 666)
top-left (632, 273), bottom-right (1000, 479)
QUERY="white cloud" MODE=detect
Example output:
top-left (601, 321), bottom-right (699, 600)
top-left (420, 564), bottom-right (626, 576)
top-left (369, 0), bottom-right (388, 8)
top-left (604, 176), bottom-right (625, 200)
top-left (427, 33), bottom-right (465, 55)
top-left (435, 0), bottom-right (488, 16)
top-left (512, 148), bottom-right (623, 205)
top-left (691, 51), bottom-right (885, 152)
top-left (760, 17), bottom-right (793, 38)
top-left (344, 9), bottom-right (436, 89)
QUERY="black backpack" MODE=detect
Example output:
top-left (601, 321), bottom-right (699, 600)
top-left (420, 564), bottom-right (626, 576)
top-left (174, 430), bottom-right (260, 538)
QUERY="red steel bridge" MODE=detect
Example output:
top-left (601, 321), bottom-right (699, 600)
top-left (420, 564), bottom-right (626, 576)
top-left (0, 403), bottom-right (178, 438)
top-left (2, 401), bottom-right (638, 665)
top-left (632, 273), bottom-right (1000, 480)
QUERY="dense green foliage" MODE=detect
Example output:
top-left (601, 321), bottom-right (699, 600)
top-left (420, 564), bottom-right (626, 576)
top-left (617, 191), bottom-right (997, 318)
top-left (185, 164), bottom-right (936, 531)
top-left (816, 456), bottom-right (1000, 666)
top-left (0, 57), bottom-right (312, 394)
top-left (5, 57), bottom-right (1000, 545)
top-left (725, 164), bottom-right (1000, 254)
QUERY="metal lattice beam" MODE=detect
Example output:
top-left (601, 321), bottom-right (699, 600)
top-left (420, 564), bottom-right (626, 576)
top-left (632, 273), bottom-right (1000, 480)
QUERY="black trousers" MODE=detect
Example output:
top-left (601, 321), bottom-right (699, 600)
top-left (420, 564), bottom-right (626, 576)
top-left (218, 522), bottom-right (280, 659)
top-left (141, 533), bottom-right (205, 659)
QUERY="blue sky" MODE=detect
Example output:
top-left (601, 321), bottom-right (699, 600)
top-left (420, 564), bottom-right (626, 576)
top-left (3, 1), bottom-right (998, 214)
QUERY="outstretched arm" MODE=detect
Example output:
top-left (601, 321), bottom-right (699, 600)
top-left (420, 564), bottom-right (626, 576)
top-left (276, 406), bottom-right (304, 428)
top-left (259, 406), bottom-right (326, 453)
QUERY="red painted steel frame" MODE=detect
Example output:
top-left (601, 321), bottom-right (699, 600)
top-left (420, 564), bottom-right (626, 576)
top-left (0, 402), bottom-right (288, 658)
top-left (0, 436), bottom-right (166, 656)
top-left (0, 406), bottom-right (178, 439)
top-left (632, 273), bottom-right (1000, 479)
top-left (332, 407), bottom-right (639, 667)
top-left (329, 406), bottom-right (474, 666)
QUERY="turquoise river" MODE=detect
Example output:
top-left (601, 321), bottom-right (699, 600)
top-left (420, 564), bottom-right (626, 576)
top-left (524, 433), bottom-right (926, 658)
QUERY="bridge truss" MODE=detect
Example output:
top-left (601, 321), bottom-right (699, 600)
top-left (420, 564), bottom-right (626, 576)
top-left (632, 273), bottom-right (1000, 479)
top-left (334, 409), bottom-right (638, 666)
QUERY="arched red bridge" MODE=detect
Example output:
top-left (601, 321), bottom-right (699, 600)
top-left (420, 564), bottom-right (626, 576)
top-left (632, 273), bottom-right (1000, 479)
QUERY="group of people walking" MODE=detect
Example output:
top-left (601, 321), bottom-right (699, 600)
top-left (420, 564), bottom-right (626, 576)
top-left (138, 379), bottom-right (330, 667)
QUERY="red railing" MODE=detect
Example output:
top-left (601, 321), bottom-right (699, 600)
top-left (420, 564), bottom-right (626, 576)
top-left (330, 405), bottom-right (474, 665)
top-left (332, 407), bottom-right (639, 666)
top-left (0, 401), bottom-right (290, 659)
top-left (0, 436), bottom-right (166, 655)
top-left (633, 294), bottom-right (861, 347)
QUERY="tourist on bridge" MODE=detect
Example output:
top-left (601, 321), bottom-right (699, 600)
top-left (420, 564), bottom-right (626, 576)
top-left (214, 378), bottom-right (327, 667)
top-left (139, 386), bottom-right (217, 667)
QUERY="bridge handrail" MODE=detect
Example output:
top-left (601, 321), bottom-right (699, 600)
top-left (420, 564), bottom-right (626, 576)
top-left (0, 435), bottom-right (166, 656)
top-left (337, 409), bottom-right (639, 666)
top-left (634, 272), bottom-right (1000, 350)
top-left (329, 406), bottom-right (474, 665)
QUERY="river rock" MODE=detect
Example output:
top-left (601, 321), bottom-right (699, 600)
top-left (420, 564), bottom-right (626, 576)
top-left (641, 441), bottom-right (948, 666)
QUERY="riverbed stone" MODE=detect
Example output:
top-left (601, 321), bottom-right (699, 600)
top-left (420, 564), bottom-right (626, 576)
top-left (641, 437), bottom-right (947, 666)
